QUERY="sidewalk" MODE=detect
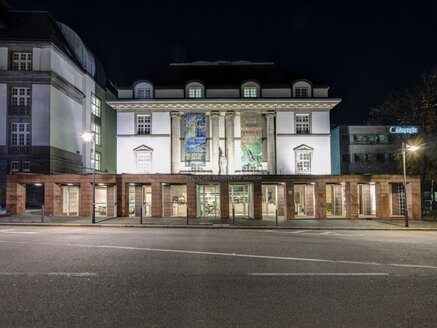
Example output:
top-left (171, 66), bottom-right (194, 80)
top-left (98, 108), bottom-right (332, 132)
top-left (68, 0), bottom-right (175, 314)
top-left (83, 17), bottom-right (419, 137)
top-left (1, 213), bottom-right (437, 230)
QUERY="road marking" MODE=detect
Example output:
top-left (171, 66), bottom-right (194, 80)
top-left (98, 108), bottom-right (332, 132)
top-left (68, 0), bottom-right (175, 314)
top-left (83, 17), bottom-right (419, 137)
top-left (0, 272), bottom-right (98, 277)
top-left (1, 239), bottom-right (437, 270)
top-left (248, 273), bottom-right (390, 276)
top-left (0, 229), bottom-right (38, 235)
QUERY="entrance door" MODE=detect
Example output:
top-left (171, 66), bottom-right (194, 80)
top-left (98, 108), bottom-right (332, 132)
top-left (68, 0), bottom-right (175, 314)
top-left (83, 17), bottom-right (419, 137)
top-left (229, 184), bottom-right (253, 218)
top-left (262, 184), bottom-right (277, 218)
top-left (143, 186), bottom-right (152, 217)
top-left (197, 184), bottom-right (220, 218)
top-left (95, 186), bottom-right (107, 216)
top-left (62, 186), bottom-right (79, 216)
top-left (294, 184), bottom-right (315, 217)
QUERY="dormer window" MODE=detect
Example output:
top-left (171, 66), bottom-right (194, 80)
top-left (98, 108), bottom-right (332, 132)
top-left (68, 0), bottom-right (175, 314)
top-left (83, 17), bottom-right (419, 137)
top-left (293, 81), bottom-right (312, 97)
top-left (243, 87), bottom-right (257, 98)
top-left (188, 87), bottom-right (202, 98)
top-left (295, 87), bottom-right (308, 97)
top-left (241, 81), bottom-right (260, 98)
top-left (137, 88), bottom-right (151, 99)
top-left (134, 81), bottom-right (154, 99)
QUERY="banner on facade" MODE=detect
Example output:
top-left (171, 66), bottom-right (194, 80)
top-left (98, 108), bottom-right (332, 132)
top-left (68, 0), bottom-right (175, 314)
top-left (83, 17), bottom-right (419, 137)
top-left (184, 113), bottom-right (207, 163)
top-left (240, 113), bottom-right (263, 169)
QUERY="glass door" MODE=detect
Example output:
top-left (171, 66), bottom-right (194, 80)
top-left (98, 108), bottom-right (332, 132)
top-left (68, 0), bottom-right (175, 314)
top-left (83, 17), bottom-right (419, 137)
top-left (143, 186), bottom-right (152, 217)
top-left (197, 184), bottom-right (220, 218)
top-left (95, 186), bottom-right (107, 216)
top-left (262, 184), bottom-right (277, 218)
top-left (229, 184), bottom-right (253, 218)
top-left (62, 186), bottom-right (79, 216)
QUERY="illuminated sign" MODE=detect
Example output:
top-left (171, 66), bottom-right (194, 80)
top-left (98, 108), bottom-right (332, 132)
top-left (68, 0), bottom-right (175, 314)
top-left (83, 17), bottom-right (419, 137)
top-left (389, 126), bottom-right (419, 134)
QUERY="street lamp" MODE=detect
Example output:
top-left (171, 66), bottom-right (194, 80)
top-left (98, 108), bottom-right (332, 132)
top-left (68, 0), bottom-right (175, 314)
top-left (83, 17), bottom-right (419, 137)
top-left (82, 131), bottom-right (96, 224)
top-left (402, 142), bottom-right (421, 227)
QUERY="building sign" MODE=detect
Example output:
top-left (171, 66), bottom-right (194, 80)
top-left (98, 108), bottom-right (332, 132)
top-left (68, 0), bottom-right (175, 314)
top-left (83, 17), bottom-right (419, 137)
top-left (184, 113), bottom-right (206, 163)
top-left (185, 175), bottom-right (262, 181)
top-left (240, 113), bottom-right (263, 169)
top-left (389, 126), bottom-right (420, 134)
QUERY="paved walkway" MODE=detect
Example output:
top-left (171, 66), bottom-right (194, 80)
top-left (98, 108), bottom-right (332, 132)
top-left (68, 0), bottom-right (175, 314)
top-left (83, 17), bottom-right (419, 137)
top-left (1, 213), bottom-right (437, 230)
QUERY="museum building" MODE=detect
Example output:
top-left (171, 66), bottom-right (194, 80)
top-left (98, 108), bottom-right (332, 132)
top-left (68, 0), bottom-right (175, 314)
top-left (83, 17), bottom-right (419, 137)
top-left (5, 61), bottom-right (422, 220)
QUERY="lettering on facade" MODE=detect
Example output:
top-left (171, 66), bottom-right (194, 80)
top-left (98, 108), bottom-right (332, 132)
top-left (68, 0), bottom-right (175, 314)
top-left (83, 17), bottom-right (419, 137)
top-left (185, 175), bottom-right (262, 182)
top-left (389, 126), bottom-right (419, 134)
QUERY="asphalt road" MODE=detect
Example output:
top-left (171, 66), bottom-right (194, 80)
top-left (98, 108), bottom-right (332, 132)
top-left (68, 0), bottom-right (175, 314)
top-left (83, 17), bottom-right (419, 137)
top-left (0, 227), bottom-right (436, 328)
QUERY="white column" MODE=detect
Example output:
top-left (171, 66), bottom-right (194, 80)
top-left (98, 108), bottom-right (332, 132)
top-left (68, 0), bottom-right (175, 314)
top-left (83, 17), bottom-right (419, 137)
top-left (266, 111), bottom-right (276, 174)
top-left (225, 111), bottom-right (235, 174)
top-left (171, 112), bottom-right (181, 174)
top-left (211, 112), bottom-right (220, 174)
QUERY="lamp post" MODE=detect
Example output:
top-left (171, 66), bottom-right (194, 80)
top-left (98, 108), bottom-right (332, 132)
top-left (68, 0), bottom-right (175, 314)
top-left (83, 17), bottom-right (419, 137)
top-left (82, 131), bottom-right (96, 224)
top-left (401, 142), bottom-right (420, 227)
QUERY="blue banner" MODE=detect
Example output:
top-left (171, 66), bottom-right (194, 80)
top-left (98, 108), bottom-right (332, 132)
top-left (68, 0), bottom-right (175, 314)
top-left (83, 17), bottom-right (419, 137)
top-left (184, 113), bottom-right (206, 163)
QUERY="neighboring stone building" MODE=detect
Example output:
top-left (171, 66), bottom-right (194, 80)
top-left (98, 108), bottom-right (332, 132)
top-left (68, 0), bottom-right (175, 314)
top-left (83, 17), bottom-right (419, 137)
top-left (0, 4), bottom-right (116, 208)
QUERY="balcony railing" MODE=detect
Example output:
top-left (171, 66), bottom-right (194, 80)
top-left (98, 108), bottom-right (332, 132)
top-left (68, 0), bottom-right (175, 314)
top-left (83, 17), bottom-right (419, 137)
top-left (8, 106), bottom-right (31, 116)
top-left (8, 146), bottom-right (30, 155)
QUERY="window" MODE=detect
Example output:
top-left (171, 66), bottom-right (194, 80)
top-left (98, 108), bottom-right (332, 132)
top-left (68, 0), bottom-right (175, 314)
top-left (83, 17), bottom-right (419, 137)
top-left (188, 87), bottom-right (202, 98)
top-left (22, 161), bottom-right (30, 172)
top-left (376, 154), bottom-right (386, 162)
top-left (92, 151), bottom-right (101, 171)
top-left (12, 52), bottom-right (32, 71)
top-left (342, 154), bottom-right (350, 163)
top-left (352, 134), bottom-right (363, 144)
top-left (136, 151), bottom-right (152, 173)
top-left (11, 87), bottom-right (31, 106)
top-left (11, 161), bottom-right (20, 173)
top-left (91, 123), bottom-right (101, 146)
top-left (11, 123), bottom-right (30, 146)
top-left (137, 115), bottom-right (151, 135)
top-left (138, 88), bottom-right (151, 99)
top-left (295, 87), bottom-right (309, 97)
top-left (91, 95), bottom-right (102, 118)
top-left (354, 153), bottom-right (363, 162)
top-left (243, 87), bottom-right (257, 98)
top-left (295, 114), bottom-right (310, 134)
top-left (296, 152), bottom-right (311, 173)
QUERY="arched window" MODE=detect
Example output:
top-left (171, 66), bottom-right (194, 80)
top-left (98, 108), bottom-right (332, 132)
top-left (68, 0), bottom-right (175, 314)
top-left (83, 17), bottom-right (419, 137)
top-left (133, 81), bottom-right (153, 99)
top-left (293, 81), bottom-right (312, 98)
top-left (241, 81), bottom-right (260, 98)
top-left (185, 81), bottom-right (205, 98)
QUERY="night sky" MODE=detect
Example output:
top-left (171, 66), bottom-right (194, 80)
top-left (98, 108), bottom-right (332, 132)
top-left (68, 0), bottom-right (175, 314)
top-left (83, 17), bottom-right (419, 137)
top-left (6, 0), bottom-right (437, 124)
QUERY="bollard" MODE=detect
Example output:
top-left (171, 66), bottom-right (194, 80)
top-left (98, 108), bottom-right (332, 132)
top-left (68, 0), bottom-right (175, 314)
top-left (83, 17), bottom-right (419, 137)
top-left (187, 213), bottom-right (189, 225)
top-left (232, 206), bottom-right (235, 226)
top-left (140, 206), bottom-right (143, 225)
top-left (275, 209), bottom-right (278, 227)
top-left (41, 205), bottom-right (45, 223)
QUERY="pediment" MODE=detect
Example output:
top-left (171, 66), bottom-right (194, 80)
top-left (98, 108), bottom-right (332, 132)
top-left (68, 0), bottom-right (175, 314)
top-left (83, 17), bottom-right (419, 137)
top-left (133, 145), bottom-right (154, 152)
top-left (293, 144), bottom-right (314, 151)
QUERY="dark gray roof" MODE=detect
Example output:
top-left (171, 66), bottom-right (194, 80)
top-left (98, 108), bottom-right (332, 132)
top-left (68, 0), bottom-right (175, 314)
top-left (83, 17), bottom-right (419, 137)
top-left (142, 61), bottom-right (326, 88)
top-left (0, 10), bottom-right (107, 88)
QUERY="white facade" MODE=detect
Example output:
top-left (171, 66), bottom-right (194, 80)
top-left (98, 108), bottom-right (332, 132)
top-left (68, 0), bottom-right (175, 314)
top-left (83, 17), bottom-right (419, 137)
top-left (111, 62), bottom-right (340, 176)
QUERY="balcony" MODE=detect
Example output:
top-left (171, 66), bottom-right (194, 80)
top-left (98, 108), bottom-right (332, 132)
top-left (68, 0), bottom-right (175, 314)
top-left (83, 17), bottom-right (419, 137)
top-left (8, 146), bottom-right (31, 155)
top-left (8, 106), bottom-right (31, 116)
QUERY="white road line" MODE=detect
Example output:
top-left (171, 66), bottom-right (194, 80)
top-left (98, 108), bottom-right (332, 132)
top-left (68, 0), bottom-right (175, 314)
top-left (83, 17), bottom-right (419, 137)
top-left (0, 272), bottom-right (98, 277)
top-left (1, 240), bottom-right (437, 270)
top-left (248, 273), bottom-right (390, 276)
top-left (0, 229), bottom-right (38, 234)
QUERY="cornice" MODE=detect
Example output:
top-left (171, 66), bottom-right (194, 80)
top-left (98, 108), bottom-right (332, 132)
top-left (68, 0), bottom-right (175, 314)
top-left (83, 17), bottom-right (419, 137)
top-left (107, 98), bottom-right (341, 112)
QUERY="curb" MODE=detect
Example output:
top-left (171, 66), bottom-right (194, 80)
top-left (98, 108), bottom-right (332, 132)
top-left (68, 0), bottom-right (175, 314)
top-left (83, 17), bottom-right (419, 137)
top-left (1, 222), bottom-right (437, 231)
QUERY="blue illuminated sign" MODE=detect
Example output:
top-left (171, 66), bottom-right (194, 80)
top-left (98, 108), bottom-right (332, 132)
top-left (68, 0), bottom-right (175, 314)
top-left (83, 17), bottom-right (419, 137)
top-left (389, 126), bottom-right (419, 134)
